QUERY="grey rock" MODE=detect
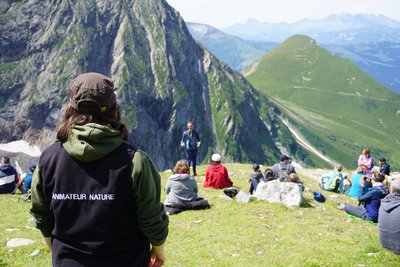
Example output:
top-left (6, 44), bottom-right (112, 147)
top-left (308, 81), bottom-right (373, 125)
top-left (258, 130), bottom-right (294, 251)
top-left (235, 190), bottom-right (253, 203)
top-left (254, 180), bottom-right (304, 207)
top-left (6, 238), bottom-right (35, 247)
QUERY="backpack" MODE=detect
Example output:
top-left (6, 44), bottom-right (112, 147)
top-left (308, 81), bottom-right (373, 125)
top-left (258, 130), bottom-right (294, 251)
top-left (278, 164), bottom-right (290, 181)
top-left (313, 191), bottom-right (326, 203)
top-left (321, 173), bottom-right (343, 192)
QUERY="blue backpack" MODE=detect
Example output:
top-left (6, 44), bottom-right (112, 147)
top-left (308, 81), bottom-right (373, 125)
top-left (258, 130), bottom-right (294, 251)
top-left (313, 191), bottom-right (326, 203)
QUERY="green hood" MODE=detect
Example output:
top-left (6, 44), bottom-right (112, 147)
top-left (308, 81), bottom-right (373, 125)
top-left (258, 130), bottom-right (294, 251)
top-left (62, 123), bottom-right (124, 162)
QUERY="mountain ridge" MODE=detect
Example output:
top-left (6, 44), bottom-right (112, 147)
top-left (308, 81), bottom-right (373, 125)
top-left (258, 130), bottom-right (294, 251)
top-left (244, 34), bottom-right (400, 169)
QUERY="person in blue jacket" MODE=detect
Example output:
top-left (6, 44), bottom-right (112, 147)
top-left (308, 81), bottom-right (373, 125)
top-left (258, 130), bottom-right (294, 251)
top-left (19, 164), bottom-right (36, 194)
top-left (343, 172), bottom-right (388, 222)
top-left (180, 122), bottom-right (201, 176)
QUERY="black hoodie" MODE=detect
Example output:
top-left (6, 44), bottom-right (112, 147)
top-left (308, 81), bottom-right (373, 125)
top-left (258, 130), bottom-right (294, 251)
top-left (379, 194), bottom-right (400, 254)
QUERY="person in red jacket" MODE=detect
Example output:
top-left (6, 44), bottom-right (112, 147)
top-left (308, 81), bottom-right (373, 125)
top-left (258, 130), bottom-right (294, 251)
top-left (203, 154), bottom-right (233, 189)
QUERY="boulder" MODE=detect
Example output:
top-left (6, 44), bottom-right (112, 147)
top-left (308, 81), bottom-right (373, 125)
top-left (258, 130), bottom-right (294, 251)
top-left (254, 180), bottom-right (304, 207)
top-left (6, 238), bottom-right (35, 247)
top-left (235, 190), bottom-right (253, 203)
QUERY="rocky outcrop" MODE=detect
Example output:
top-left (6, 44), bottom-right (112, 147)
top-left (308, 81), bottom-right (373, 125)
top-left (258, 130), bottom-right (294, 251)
top-left (254, 180), bottom-right (304, 207)
top-left (0, 0), bottom-right (305, 169)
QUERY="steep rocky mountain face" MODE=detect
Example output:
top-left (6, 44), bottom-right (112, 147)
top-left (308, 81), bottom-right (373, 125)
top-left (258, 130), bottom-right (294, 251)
top-left (245, 35), bottom-right (400, 169)
top-left (1, 0), bottom-right (315, 170)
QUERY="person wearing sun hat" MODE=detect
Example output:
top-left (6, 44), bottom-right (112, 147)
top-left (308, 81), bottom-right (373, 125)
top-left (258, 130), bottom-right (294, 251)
top-left (30, 73), bottom-right (168, 266)
top-left (203, 153), bottom-right (233, 189)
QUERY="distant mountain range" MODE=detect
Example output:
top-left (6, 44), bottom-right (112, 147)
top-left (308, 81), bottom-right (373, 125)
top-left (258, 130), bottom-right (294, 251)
top-left (223, 14), bottom-right (400, 44)
top-left (187, 22), bottom-right (276, 71)
top-left (244, 35), bottom-right (400, 169)
top-left (187, 18), bottom-right (400, 94)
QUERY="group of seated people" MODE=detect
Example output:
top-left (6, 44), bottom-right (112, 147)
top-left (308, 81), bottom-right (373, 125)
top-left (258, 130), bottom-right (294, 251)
top-left (164, 153), bottom-right (302, 215)
top-left (248, 154), bottom-right (302, 194)
top-left (316, 148), bottom-right (399, 254)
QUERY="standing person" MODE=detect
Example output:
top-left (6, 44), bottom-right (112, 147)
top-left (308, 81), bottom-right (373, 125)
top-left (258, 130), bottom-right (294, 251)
top-left (271, 154), bottom-right (296, 181)
top-left (0, 156), bottom-right (19, 194)
top-left (30, 73), bottom-right (168, 266)
top-left (343, 172), bottom-right (388, 222)
top-left (379, 178), bottom-right (400, 254)
top-left (203, 154), bottom-right (233, 189)
top-left (378, 158), bottom-right (391, 176)
top-left (164, 160), bottom-right (210, 215)
top-left (357, 148), bottom-right (374, 177)
top-left (180, 122), bottom-right (201, 176)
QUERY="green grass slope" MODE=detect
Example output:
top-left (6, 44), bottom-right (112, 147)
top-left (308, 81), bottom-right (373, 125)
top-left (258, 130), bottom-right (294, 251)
top-left (244, 35), bottom-right (400, 169)
top-left (1, 164), bottom-right (399, 266)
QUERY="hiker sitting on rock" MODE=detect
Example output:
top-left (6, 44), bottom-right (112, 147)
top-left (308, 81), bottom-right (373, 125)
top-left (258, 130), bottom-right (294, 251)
top-left (164, 160), bottom-right (210, 215)
top-left (341, 172), bottom-right (388, 223)
top-left (271, 154), bottom-right (296, 181)
top-left (248, 164), bottom-right (266, 194)
top-left (203, 154), bottom-right (233, 189)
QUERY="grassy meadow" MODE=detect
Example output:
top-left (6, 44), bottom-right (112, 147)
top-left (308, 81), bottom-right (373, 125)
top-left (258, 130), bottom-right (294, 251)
top-left (1, 163), bottom-right (399, 266)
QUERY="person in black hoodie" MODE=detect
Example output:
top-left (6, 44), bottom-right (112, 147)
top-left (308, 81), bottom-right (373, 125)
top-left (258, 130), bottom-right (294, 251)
top-left (30, 73), bottom-right (168, 266)
top-left (379, 177), bottom-right (400, 254)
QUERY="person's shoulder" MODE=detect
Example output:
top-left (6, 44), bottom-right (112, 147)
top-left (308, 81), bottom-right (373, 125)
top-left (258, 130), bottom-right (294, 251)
top-left (40, 142), bottom-right (63, 161)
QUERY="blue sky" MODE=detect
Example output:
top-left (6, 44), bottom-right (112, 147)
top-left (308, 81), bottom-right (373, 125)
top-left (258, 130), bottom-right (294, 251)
top-left (166, 0), bottom-right (400, 28)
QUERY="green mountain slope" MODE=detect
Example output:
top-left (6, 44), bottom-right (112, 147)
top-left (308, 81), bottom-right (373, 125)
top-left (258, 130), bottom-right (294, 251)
top-left (245, 35), bottom-right (400, 169)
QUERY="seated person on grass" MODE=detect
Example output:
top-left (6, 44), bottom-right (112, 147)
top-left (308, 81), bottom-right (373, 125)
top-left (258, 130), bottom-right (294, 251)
top-left (203, 154), bottom-right (233, 189)
top-left (248, 163), bottom-right (266, 194)
top-left (271, 154), bottom-right (296, 181)
top-left (347, 166), bottom-right (366, 199)
top-left (379, 177), bottom-right (400, 254)
top-left (319, 164), bottom-right (347, 193)
top-left (164, 160), bottom-right (210, 215)
top-left (343, 172), bottom-right (388, 223)
top-left (18, 164), bottom-right (36, 194)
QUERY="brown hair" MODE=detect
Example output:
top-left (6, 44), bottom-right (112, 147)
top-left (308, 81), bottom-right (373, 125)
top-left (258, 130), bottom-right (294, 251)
top-left (288, 173), bottom-right (299, 183)
top-left (356, 166), bottom-right (365, 174)
top-left (57, 102), bottom-right (129, 142)
top-left (1, 156), bottom-right (10, 164)
top-left (173, 160), bottom-right (190, 174)
top-left (373, 172), bottom-right (385, 183)
top-left (363, 148), bottom-right (370, 156)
